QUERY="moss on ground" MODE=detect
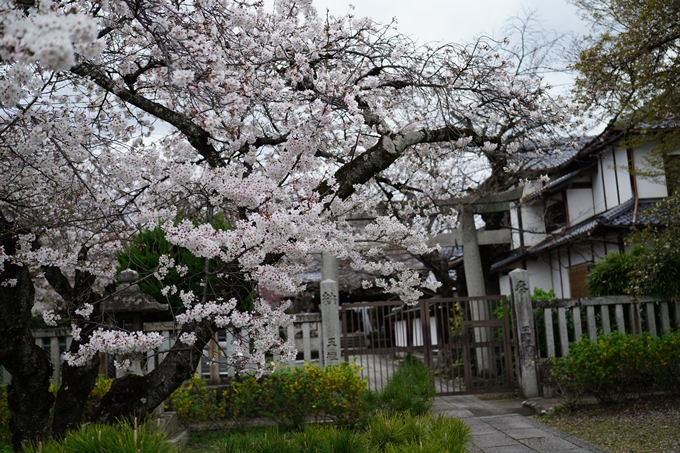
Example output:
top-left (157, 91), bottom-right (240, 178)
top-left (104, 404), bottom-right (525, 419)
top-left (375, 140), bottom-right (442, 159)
top-left (536, 394), bottom-right (680, 453)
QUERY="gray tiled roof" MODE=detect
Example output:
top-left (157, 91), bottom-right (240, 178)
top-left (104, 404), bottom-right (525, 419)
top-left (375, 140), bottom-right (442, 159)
top-left (508, 138), bottom-right (591, 171)
top-left (491, 198), bottom-right (664, 271)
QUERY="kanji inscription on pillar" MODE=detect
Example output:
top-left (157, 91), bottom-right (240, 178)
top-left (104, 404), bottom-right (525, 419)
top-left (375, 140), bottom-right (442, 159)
top-left (320, 278), bottom-right (341, 365)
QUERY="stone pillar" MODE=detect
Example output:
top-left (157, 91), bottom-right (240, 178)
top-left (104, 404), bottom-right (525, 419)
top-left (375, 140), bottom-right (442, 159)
top-left (320, 279), bottom-right (341, 366)
top-left (461, 209), bottom-right (486, 298)
top-left (2, 366), bottom-right (11, 385)
top-left (208, 334), bottom-right (220, 384)
top-left (461, 208), bottom-right (494, 374)
top-left (50, 336), bottom-right (60, 384)
top-left (322, 252), bottom-right (339, 283)
top-left (509, 269), bottom-right (539, 398)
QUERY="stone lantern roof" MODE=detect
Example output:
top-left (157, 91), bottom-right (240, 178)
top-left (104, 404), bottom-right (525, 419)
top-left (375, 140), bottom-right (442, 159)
top-left (101, 269), bottom-right (169, 314)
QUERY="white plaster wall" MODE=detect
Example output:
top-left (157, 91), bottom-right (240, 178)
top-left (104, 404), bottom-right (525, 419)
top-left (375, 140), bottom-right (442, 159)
top-left (521, 203), bottom-right (547, 247)
top-left (499, 274), bottom-right (510, 296)
top-left (592, 157), bottom-right (607, 214)
top-left (526, 258), bottom-right (553, 294)
top-left (510, 203), bottom-right (521, 250)
top-left (602, 149), bottom-right (620, 208)
top-left (551, 251), bottom-right (565, 298)
top-left (633, 146), bottom-right (669, 198)
top-left (592, 240), bottom-right (607, 261)
top-left (604, 232), bottom-right (621, 254)
top-left (567, 188), bottom-right (595, 225)
top-left (569, 245), bottom-right (592, 267)
top-left (615, 148), bottom-right (633, 202)
top-left (560, 250), bottom-right (571, 299)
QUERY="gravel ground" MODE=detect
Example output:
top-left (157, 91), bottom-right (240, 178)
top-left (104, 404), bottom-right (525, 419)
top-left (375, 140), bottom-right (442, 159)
top-left (535, 394), bottom-right (680, 453)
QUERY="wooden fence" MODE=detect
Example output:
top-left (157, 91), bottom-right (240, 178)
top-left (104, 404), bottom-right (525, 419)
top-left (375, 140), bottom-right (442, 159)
top-left (533, 296), bottom-right (680, 359)
top-left (1, 313), bottom-right (322, 385)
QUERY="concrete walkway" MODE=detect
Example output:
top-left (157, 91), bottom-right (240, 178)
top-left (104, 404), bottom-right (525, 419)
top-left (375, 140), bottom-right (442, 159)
top-left (433, 395), bottom-right (609, 453)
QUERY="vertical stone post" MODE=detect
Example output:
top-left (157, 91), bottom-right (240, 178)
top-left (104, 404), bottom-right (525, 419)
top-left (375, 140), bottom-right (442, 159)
top-left (208, 334), bottom-right (220, 384)
top-left (509, 269), bottom-right (539, 398)
top-left (50, 336), bottom-right (60, 384)
top-left (461, 209), bottom-right (494, 374)
top-left (322, 252), bottom-right (339, 282)
top-left (461, 209), bottom-right (486, 298)
top-left (320, 279), bottom-right (341, 366)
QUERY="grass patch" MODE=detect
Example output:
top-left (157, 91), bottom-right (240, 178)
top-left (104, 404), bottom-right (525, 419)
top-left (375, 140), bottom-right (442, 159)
top-left (20, 420), bottom-right (176, 453)
top-left (184, 412), bottom-right (470, 453)
top-left (536, 394), bottom-right (680, 453)
top-left (372, 356), bottom-right (435, 415)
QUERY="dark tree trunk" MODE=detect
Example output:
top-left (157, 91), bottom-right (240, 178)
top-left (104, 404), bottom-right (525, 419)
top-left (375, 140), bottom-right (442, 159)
top-left (44, 257), bottom-right (103, 438)
top-left (0, 217), bottom-right (54, 451)
top-left (51, 344), bottom-right (100, 437)
top-left (92, 323), bottom-right (214, 423)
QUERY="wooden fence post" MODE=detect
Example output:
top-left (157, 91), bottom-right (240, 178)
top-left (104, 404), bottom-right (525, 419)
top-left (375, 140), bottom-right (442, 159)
top-left (509, 269), bottom-right (539, 398)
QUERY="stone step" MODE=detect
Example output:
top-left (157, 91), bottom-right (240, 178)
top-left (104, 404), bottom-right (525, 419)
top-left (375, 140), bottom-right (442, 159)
top-left (167, 429), bottom-right (189, 449)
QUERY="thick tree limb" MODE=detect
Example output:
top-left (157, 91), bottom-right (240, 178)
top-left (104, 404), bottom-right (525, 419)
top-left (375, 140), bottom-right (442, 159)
top-left (70, 63), bottom-right (224, 168)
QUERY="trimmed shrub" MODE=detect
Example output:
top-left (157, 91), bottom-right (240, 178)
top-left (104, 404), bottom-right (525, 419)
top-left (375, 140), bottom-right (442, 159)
top-left (82, 375), bottom-right (113, 421)
top-left (586, 250), bottom-right (638, 296)
top-left (166, 374), bottom-right (227, 425)
top-left (227, 362), bottom-right (369, 429)
top-left (552, 331), bottom-right (680, 406)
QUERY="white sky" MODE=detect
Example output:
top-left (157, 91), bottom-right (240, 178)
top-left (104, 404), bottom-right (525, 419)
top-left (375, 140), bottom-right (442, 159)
top-left (315, 0), bottom-right (588, 45)
top-left (315, 0), bottom-right (591, 91)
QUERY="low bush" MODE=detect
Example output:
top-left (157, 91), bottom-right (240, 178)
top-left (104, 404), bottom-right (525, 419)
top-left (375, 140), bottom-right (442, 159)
top-left (374, 356), bottom-right (435, 415)
top-left (227, 362), bottom-right (370, 429)
top-left (82, 374), bottom-right (113, 421)
top-left (21, 419), bottom-right (176, 453)
top-left (552, 331), bottom-right (680, 406)
top-left (167, 374), bottom-right (227, 425)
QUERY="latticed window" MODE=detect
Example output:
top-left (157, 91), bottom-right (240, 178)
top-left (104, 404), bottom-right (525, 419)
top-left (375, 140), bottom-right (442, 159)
top-left (568, 263), bottom-right (591, 298)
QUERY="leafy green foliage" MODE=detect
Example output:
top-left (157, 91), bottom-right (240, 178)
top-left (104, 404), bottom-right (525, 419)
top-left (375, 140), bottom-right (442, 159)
top-left (82, 375), bottom-right (113, 421)
top-left (373, 356), bottom-right (435, 415)
top-left (626, 195), bottom-right (680, 299)
top-left (21, 419), bottom-right (177, 453)
top-left (168, 364), bottom-right (370, 430)
top-left (117, 215), bottom-right (252, 311)
top-left (0, 385), bottom-right (8, 441)
top-left (552, 331), bottom-right (680, 407)
top-left (572, 0), bottom-right (680, 124)
top-left (166, 374), bottom-right (227, 425)
top-left (586, 249), bottom-right (639, 296)
top-left (531, 287), bottom-right (556, 301)
top-left (586, 240), bottom-right (680, 299)
top-left (227, 363), bottom-right (370, 430)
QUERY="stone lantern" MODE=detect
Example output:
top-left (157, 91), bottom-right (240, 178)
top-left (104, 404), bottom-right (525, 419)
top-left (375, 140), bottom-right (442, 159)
top-left (101, 269), bottom-right (170, 376)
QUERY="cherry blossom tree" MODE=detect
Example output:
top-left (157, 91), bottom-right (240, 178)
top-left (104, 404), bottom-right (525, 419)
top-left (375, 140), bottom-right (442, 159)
top-left (1, 0), bottom-right (579, 448)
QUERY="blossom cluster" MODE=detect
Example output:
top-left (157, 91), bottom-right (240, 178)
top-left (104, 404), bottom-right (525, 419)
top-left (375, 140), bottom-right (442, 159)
top-left (63, 329), bottom-right (164, 367)
top-left (0, 0), bottom-right (582, 379)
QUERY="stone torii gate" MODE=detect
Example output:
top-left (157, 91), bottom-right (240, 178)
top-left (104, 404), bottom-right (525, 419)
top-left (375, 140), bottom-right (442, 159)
top-left (320, 186), bottom-right (523, 372)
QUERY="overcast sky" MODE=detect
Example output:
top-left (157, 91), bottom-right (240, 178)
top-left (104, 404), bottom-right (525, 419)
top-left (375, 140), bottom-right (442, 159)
top-left (315, 0), bottom-right (588, 45)
top-left (314, 0), bottom-right (591, 92)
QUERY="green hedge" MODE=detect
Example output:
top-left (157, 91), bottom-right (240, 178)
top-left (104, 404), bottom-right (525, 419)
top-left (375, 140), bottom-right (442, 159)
top-left (168, 363), bottom-right (370, 429)
top-left (552, 331), bottom-right (680, 407)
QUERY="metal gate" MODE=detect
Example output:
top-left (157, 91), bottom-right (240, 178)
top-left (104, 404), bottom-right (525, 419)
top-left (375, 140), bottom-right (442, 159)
top-left (340, 296), bottom-right (515, 395)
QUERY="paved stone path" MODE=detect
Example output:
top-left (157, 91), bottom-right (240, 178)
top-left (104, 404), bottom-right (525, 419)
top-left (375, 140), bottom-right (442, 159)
top-left (433, 395), bottom-right (609, 453)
